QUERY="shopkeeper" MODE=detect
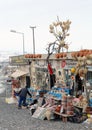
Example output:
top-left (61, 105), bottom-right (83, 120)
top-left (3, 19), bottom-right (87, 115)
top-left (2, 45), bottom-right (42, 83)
top-left (75, 73), bottom-right (84, 97)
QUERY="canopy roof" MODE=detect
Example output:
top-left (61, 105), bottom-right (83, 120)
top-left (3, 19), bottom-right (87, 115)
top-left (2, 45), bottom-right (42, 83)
top-left (11, 69), bottom-right (28, 78)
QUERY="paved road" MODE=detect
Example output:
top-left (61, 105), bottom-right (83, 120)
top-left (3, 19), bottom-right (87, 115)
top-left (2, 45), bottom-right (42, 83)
top-left (0, 95), bottom-right (92, 130)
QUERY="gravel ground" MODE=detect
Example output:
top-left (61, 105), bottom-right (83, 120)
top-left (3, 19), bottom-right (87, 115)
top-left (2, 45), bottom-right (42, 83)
top-left (0, 88), bottom-right (92, 130)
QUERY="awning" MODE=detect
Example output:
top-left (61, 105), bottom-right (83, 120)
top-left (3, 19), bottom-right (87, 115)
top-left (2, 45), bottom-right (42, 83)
top-left (10, 69), bottom-right (29, 78)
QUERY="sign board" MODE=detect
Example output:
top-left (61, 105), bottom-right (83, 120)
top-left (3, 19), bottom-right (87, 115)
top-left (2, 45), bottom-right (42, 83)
top-left (10, 55), bottom-right (27, 65)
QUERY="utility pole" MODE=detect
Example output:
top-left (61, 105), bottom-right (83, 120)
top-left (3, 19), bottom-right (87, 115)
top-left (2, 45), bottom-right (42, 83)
top-left (29, 26), bottom-right (36, 54)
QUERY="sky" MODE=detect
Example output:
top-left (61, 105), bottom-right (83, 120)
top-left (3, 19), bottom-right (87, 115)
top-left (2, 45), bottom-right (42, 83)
top-left (0, 0), bottom-right (92, 55)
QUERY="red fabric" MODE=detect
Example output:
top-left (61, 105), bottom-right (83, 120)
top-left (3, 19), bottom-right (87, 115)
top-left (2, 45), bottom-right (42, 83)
top-left (48, 63), bottom-right (53, 75)
top-left (61, 60), bottom-right (66, 68)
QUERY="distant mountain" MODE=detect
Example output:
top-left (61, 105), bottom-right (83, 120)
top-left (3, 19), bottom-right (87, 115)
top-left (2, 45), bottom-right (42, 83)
top-left (0, 51), bottom-right (20, 62)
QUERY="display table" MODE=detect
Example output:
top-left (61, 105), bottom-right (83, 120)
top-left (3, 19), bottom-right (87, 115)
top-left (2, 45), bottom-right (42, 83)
top-left (53, 111), bottom-right (74, 122)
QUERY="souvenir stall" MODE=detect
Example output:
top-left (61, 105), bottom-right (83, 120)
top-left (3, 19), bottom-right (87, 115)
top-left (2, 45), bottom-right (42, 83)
top-left (29, 57), bottom-right (89, 123)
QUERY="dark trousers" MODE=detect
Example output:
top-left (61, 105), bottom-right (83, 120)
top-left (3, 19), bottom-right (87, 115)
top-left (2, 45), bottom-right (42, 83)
top-left (70, 89), bottom-right (74, 96)
top-left (18, 96), bottom-right (27, 107)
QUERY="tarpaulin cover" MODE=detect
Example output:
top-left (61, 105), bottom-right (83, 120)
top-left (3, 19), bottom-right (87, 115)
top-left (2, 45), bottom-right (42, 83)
top-left (11, 69), bottom-right (28, 78)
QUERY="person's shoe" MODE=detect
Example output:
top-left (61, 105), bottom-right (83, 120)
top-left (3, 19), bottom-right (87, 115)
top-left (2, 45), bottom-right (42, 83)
top-left (18, 106), bottom-right (22, 109)
top-left (26, 106), bottom-right (29, 109)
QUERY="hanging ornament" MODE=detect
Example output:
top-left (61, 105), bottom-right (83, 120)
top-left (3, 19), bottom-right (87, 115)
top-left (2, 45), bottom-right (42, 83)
top-left (71, 68), bottom-right (76, 73)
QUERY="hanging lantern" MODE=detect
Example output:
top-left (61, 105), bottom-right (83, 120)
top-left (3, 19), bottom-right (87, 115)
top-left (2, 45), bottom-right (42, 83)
top-left (71, 68), bottom-right (76, 73)
top-left (86, 60), bottom-right (92, 65)
top-left (71, 76), bottom-right (75, 80)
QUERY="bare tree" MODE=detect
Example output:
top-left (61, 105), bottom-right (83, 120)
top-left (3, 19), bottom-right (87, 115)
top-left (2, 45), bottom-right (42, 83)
top-left (46, 17), bottom-right (71, 62)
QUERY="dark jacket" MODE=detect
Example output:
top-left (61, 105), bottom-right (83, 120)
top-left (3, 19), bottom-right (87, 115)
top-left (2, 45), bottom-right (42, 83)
top-left (19, 87), bottom-right (32, 97)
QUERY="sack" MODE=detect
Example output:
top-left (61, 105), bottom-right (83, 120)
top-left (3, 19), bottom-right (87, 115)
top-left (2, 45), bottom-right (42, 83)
top-left (32, 107), bottom-right (47, 120)
top-left (45, 110), bottom-right (54, 120)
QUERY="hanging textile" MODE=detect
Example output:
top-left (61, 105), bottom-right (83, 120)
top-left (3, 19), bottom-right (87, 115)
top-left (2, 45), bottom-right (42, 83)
top-left (48, 63), bottom-right (53, 75)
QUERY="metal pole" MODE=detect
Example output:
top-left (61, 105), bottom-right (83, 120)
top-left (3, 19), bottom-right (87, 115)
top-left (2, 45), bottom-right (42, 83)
top-left (22, 33), bottom-right (25, 55)
top-left (29, 26), bottom-right (36, 54)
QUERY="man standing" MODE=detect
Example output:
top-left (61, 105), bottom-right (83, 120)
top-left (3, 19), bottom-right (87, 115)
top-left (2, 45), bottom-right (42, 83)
top-left (18, 86), bottom-right (32, 109)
